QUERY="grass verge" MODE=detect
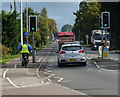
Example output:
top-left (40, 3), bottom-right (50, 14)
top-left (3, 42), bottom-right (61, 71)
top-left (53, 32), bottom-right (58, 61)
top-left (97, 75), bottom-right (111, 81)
top-left (0, 42), bottom-right (52, 65)
top-left (0, 54), bottom-right (20, 65)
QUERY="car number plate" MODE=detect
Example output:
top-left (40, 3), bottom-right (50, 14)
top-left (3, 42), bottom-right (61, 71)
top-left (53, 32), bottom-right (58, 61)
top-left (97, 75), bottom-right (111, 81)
top-left (68, 59), bottom-right (77, 61)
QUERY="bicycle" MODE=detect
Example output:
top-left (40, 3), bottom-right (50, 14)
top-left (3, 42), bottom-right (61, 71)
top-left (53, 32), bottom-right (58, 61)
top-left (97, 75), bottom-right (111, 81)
top-left (21, 53), bottom-right (29, 68)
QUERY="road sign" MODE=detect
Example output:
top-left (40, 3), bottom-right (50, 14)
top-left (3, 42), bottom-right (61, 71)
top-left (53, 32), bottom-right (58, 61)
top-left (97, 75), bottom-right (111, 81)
top-left (24, 32), bottom-right (30, 36)
top-left (103, 47), bottom-right (109, 59)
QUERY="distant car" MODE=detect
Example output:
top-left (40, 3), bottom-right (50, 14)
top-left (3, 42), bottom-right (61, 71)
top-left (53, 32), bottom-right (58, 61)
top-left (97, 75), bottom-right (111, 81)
top-left (57, 43), bottom-right (86, 67)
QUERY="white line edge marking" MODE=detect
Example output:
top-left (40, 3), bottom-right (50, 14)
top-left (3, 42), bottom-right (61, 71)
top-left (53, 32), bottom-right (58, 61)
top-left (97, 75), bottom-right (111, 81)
top-left (6, 77), bottom-right (19, 88)
top-left (3, 69), bottom-right (9, 78)
top-left (55, 84), bottom-right (88, 95)
top-left (21, 82), bottom-right (49, 88)
top-left (100, 68), bottom-right (117, 72)
top-left (94, 62), bottom-right (117, 72)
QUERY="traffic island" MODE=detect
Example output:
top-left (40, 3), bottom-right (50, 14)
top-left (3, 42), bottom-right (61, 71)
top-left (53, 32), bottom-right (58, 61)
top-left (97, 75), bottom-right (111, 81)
top-left (92, 58), bottom-right (119, 70)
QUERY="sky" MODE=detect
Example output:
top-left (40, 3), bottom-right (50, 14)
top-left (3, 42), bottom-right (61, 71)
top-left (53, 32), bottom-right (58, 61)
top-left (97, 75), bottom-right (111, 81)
top-left (2, 1), bottom-right (80, 32)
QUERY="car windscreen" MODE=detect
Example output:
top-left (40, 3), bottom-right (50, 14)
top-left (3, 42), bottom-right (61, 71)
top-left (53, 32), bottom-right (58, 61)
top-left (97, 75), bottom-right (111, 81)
top-left (62, 46), bottom-right (82, 51)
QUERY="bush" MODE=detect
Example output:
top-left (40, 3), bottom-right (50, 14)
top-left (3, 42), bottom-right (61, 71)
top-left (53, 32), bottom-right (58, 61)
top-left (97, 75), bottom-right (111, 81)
top-left (0, 44), bottom-right (11, 56)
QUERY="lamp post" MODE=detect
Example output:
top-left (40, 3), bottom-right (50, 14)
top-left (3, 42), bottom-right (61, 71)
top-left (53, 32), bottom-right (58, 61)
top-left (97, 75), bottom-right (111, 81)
top-left (20, 0), bottom-right (23, 45)
top-left (26, 0), bottom-right (28, 43)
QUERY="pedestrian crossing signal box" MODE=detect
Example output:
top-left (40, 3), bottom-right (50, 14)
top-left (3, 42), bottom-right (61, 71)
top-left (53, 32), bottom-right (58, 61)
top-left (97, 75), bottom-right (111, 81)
top-left (29, 16), bottom-right (37, 32)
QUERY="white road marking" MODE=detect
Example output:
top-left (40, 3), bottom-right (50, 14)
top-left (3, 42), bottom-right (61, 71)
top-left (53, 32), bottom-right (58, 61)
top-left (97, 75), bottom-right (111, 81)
top-left (6, 77), bottom-right (19, 88)
top-left (46, 77), bottom-right (52, 83)
top-left (87, 57), bottom-right (91, 60)
top-left (100, 68), bottom-right (117, 72)
top-left (37, 57), bottom-right (43, 62)
top-left (47, 70), bottom-right (52, 73)
top-left (58, 78), bottom-right (64, 82)
top-left (55, 84), bottom-right (88, 95)
top-left (14, 64), bottom-right (17, 68)
top-left (41, 81), bottom-right (44, 84)
top-left (48, 74), bottom-right (55, 78)
top-left (58, 80), bottom-right (71, 83)
top-left (94, 62), bottom-right (117, 72)
top-left (3, 69), bottom-right (9, 78)
top-left (21, 82), bottom-right (49, 88)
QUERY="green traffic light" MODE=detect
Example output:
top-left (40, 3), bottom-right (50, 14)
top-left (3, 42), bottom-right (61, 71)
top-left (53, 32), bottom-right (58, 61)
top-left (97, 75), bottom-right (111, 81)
top-left (104, 24), bottom-right (107, 27)
top-left (32, 27), bottom-right (35, 30)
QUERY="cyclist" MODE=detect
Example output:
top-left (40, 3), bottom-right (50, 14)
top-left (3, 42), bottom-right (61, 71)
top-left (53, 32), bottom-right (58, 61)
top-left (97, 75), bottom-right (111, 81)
top-left (18, 42), bottom-right (32, 66)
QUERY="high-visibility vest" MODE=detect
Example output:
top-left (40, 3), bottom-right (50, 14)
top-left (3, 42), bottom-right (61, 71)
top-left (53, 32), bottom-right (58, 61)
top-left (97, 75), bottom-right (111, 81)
top-left (20, 44), bottom-right (30, 54)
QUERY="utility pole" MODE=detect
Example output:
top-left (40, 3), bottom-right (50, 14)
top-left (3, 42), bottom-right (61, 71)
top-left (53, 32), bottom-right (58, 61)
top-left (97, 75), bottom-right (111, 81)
top-left (20, 0), bottom-right (23, 45)
top-left (26, 0), bottom-right (28, 43)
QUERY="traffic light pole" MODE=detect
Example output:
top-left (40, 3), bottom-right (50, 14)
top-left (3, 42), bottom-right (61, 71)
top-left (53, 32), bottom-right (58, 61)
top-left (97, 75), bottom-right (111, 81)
top-left (101, 29), bottom-right (104, 59)
top-left (32, 31), bottom-right (36, 63)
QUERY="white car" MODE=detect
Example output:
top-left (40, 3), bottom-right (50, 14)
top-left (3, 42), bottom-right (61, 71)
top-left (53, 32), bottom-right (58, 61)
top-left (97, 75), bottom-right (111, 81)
top-left (57, 43), bottom-right (86, 67)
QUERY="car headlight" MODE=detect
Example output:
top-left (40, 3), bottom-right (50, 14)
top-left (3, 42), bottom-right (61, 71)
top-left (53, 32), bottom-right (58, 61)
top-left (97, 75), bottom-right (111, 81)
top-left (94, 45), bottom-right (97, 47)
top-left (107, 46), bottom-right (110, 49)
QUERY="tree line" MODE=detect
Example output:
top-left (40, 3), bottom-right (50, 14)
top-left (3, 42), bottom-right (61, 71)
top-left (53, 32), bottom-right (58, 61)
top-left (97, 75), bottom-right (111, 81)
top-left (73, 2), bottom-right (120, 49)
top-left (1, 7), bottom-right (58, 55)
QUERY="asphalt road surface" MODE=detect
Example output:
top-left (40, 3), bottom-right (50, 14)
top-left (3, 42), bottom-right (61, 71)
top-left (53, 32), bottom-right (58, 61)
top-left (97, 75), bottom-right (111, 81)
top-left (43, 42), bottom-right (118, 96)
top-left (1, 42), bottom-right (119, 97)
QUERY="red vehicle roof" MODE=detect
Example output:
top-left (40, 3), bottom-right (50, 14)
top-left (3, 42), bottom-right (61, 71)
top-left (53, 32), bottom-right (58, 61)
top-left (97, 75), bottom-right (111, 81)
top-left (58, 32), bottom-right (74, 36)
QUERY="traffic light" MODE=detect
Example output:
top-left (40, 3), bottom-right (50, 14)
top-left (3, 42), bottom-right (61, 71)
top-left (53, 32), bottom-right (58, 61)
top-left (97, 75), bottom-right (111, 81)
top-left (99, 16), bottom-right (103, 29)
top-left (102, 12), bottom-right (110, 29)
top-left (29, 16), bottom-right (37, 32)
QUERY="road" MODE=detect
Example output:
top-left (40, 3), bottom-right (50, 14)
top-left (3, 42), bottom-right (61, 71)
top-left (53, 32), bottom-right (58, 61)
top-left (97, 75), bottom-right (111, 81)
top-left (42, 42), bottom-right (118, 96)
top-left (1, 42), bottom-right (119, 96)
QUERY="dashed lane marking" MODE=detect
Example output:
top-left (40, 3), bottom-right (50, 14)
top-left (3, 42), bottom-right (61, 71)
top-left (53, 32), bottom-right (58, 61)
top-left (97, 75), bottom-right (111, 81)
top-left (58, 78), bottom-right (64, 82)
top-left (37, 57), bottom-right (43, 62)
top-left (48, 74), bottom-right (55, 78)
top-left (46, 77), bottom-right (52, 83)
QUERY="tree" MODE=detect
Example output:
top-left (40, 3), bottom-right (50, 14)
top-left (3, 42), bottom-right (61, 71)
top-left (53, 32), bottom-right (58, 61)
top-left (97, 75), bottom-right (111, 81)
top-left (61, 24), bottom-right (73, 32)
top-left (36, 8), bottom-right (58, 46)
top-left (2, 11), bottom-right (20, 54)
top-left (73, 1), bottom-right (101, 42)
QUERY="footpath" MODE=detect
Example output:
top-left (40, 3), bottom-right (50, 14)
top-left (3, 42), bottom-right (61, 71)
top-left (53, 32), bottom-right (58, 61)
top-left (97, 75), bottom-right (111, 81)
top-left (1, 46), bottom-right (89, 96)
